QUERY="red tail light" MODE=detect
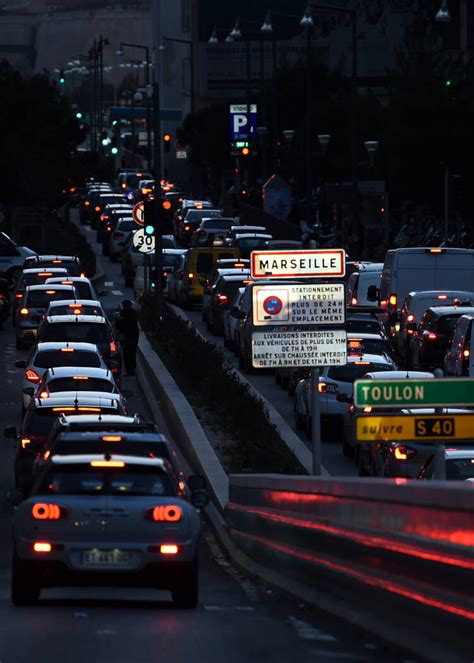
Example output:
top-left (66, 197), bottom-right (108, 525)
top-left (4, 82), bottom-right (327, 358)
top-left (146, 505), bottom-right (183, 522)
top-left (19, 308), bottom-right (29, 315)
top-left (100, 214), bottom-right (109, 221)
top-left (94, 205), bottom-right (101, 212)
top-left (109, 341), bottom-right (118, 353)
top-left (351, 297), bottom-right (357, 305)
top-left (407, 314), bottom-right (414, 322)
top-left (217, 294), bottom-right (228, 304)
top-left (31, 503), bottom-right (66, 520)
top-left (15, 293), bottom-right (23, 299)
top-left (393, 446), bottom-right (417, 461)
top-left (69, 187), bottom-right (76, 193)
top-left (39, 390), bottom-right (49, 398)
top-left (427, 333), bottom-right (437, 340)
top-left (25, 369), bottom-right (41, 383)
top-left (84, 200), bottom-right (90, 207)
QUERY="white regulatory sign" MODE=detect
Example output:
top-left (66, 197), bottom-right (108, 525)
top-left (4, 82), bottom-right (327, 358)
top-left (252, 283), bottom-right (345, 327)
top-left (251, 249), bottom-right (345, 279)
top-left (132, 228), bottom-right (155, 253)
top-left (252, 329), bottom-right (347, 368)
top-left (133, 201), bottom-right (145, 226)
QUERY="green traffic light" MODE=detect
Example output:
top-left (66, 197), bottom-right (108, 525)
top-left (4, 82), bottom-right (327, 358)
top-left (111, 147), bottom-right (119, 155)
top-left (75, 111), bottom-right (83, 120)
top-left (446, 79), bottom-right (452, 87)
top-left (145, 224), bottom-right (154, 235)
top-left (59, 77), bottom-right (65, 84)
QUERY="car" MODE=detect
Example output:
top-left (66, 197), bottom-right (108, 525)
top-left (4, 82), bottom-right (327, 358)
top-left (97, 204), bottom-right (133, 244)
top-left (15, 341), bottom-right (108, 413)
top-left (346, 263), bottom-right (383, 307)
top-left (45, 276), bottom-right (104, 301)
top-left (23, 255), bottom-right (84, 277)
top-left (294, 354), bottom-right (396, 438)
top-left (346, 332), bottom-right (395, 359)
top-left (417, 447), bottom-right (474, 480)
top-left (36, 315), bottom-right (121, 373)
top-left (408, 306), bottom-right (474, 371)
top-left (444, 313), bottom-right (474, 377)
top-left (33, 366), bottom-right (124, 402)
top-left (205, 273), bottom-right (252, 335)
top-left (46, 413), bottom-right (156, 447)
top-left (397, 290), bottom-right (474, 360)
top-left (173, 199), bottom-right (213, 237)
top-left (15, 284), bottom-right (77, 348)
top-left (345, 310), bottom-right (387, 336)
top-left (89, 192), bottom-right (130, 229)
top-left (373, 408), bottom-right (474, 479)
top-left (134, 179), bottom-right (155, 203)
top-left (223, 287), bottom-right (245, 351)
top-left (108, 217), bottom-right (138, 261)
top-left (133, 248), bottom-right (186, 300)
top-left (177, 247), bottom-right (240, 308)
top-left (231, 233), bottom-right (273, 258)
top-left (8, 454), bottom-right (207, 606)
top-left (225, 225), bottom-right (266, 245)
top-left (0, 233), bottom-right (36, 285)
top-left (45, 298), bottom-right (107, 319)
top-left (12, 268), bottom-right (69, 317)
top-left (341, 370), bottom-right (435, 466)
top-left (191, 218), bottom-right (236, 247)
top-left (264, 240), bottom-right (304, 251)
top-left (4, 393), bottom-right (127, 488)
top-left (206, 258), bottom-right (250, 288)
top-left (178, 209), bottom-right (223, 246)
top-left (117, 169), bottom-right (153, 195)
top-left (165, 253), bottom-right (187, 304)
top-left (202, 267), bottom-right (251, 327)
top-left (121, 233), bottom-right (177, 287)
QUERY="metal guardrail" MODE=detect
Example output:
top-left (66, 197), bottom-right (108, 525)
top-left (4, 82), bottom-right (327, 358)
top-left (226, 474), bottom-right (474, 650)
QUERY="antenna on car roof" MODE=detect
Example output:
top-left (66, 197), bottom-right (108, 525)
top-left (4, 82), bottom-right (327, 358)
top-left (74, 391), bottom-right (79, 408)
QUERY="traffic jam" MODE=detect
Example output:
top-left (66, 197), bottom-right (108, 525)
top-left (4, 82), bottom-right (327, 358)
top-left (2, 170), bottom-right (474, 611)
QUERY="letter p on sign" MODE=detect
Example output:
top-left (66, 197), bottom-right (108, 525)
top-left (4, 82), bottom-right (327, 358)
top-left (233, 115), bottom-right (247, 133)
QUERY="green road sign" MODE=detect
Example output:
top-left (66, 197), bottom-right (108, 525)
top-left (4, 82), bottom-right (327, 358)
top-left (354, 378), bottom-right (474, 408)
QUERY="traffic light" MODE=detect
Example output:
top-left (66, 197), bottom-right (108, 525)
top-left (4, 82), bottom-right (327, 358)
top-left (59, 70), bottom-right (65, 85)
top-left (445, 79), bottom-right (452, 87)
top-left (143, 199), bottom-right (155, 236)
top-left (241, 146), bottom-right (250, 156)
top-left (163, 133), bottom-right (172, 153)
top-left (75, 111), bottom-right (83, 120)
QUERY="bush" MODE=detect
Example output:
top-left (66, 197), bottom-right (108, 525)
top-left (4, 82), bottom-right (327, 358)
top-left (141, 300), bottom-right (306, 474)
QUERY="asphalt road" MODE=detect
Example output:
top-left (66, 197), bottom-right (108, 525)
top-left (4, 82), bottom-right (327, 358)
top-left (0, 214), bottom-right (414, 662)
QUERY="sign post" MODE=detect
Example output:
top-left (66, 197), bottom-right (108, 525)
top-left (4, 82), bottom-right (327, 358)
top-left (311, 367), bottom-right (322, 474)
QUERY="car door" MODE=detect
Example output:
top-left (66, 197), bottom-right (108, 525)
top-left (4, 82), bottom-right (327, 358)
top-left (446, 317), bottom-right (466, 375)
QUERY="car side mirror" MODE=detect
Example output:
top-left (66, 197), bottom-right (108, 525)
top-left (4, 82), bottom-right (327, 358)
top-left (190, 490), bottom-right (209, 509)
top-left (121, 389), bottom-right (133, 398)
top-left (5, 488), bottom-right (25, 506)
top-left (4, 426), bottom-right (17, 439)
top-left (188, 474), bottom-right (206, 491)
top-left (22, 387), bottom-right (35, 397)
top-left (14, 360), bottom-right (26, 369)
top-left (407, 322), bottom-right (417, 332)
top-left (367, 285), bottom-right (379, 302)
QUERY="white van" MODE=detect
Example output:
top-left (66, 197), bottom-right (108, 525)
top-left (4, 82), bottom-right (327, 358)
top-left (347, 263), bottom-right (383, 307)
top-left (376, 248), bottom-right (474, 331)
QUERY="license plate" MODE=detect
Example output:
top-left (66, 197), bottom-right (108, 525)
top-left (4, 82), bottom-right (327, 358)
top-left (83, 549), bottom-right (130, 565)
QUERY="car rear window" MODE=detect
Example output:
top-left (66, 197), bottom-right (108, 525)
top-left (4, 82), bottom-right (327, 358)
top-left (40, 262), bottom-right (81, 276)
top-left (201, 219), bottom-right (234, 229)
top-left (47, 377), bottom-right (114, 393)
top-left (348, 339), bottom-right (393, 357)
top-left (116, 220), bottom-right (137, 232)
top-left (41, 323), bottom-right (109, 344)
top-left (34, 350), bottom-right (102, 369)
top-left (446, 458), bottom-right (474, 480)
top-left (196, 253), bottom-right (213, 275)
top-left (346, 319), bottom-right (383, 334)
top-left (50, 440), bottom-right (169, 459)
top-left (24, 410), bottom-right (56, 434)
top-left (436, 314), bottom-right (464, 336)
top-left (37, 465), bottom-right (173, 496)
top-left (186, 210), bottom-right (221, 221)
top-left (21, 273), bottom-right (58, 288)
top-left (69, 282), bottom-right (93, 299)
top-left (163, 254), bottom-right (182, 269)
top-left (26, 290), bottom-right (76, 308)
top-left (220, 281), bottom-right (248, 298)
top-left (327, 363), bottom-right (393, 383)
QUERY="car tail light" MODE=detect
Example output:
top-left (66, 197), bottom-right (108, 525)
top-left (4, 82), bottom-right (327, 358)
top-left (80, 272), bottom-right (86, 278)
top-left (318, 383), bottom-right (338, 394)
top-left (389, 294), bottom-right (397, 307)
top-left (437, 294), bottom-right (448, 300)
top-left (428, 333), bottom-right (437, 340)
top-left (21, 437), bottom-right (31, 449)
top-left (110, 341), bottom-right (118, 353)
top-left (217, 294), bottom-right (228, 304)
top-left (141, 187), bottom-right (152, 195)
top-left (234, 262), bottom-right (245, 267)
top-left (351, 297), bottom-right (357, 305)
top-left (94, 206), bottom-right (101, 212)
top-left (39, 272), bottom-right (53, 277)
top-left (69, 187), bottom-right (76, 193)
top-left (184, 225), bottom-right (191, 232)
top-left (31, 503), bottom-right (66, 520)
top-left (426, 248), bottom-right (445, 254)
top-left (463, 349), bottom-right (470, 358)
top-left (146, 505), bottom-right (183, 522)
top-left (393, 446), bottom-right (417, 461)
top-left (354, 361), bottom-right (371, 365)
top-left (102, 435), bottom-right (122, 442)
top-left (363, 406), bottom-right (372, 413)
top-left (20, 308), bottom-right (29, 315)
top-left (25, 369), bottom-right (41, 383)
top-left (349, 404), bottom-right (356, 413)
top-left (39, 390), bottom-right (49, 398)
top-left (46, 290), bottom-right (56, 295)
top-left (187, 272), bottom-right (194, 284)
top-left (100, 214), bottom-right (109, 221)
top-left (121, 183), bottom-right (127, 189)
top-left (15, 293), bottom-right (23, 299)
top-left (407, 314), bottom-right (414, 322)
top-left (106, 225), bottom-right (112, 231)
top-left (113, 232), bottom-right (122, 240)
top-left (84, 200), bottom-right (90, 207)
top-left (73, 376), bottom-right (89, 380)
top-left (32, 542), bottom-right (52, 553)
top-left (159, 544), bottom-right (179, 555)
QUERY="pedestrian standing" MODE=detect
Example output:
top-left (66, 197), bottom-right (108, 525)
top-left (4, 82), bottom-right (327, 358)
top-left (115, 299), bottom-right (139, 376)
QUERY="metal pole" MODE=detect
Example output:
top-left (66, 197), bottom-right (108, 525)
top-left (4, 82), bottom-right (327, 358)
top-left (131, 94), bottom-right (136, 163)
top-left (152, 81), bottom-right (164, 323)
top-left (350, 11), bottom-right (359, 253)
top-left (311, 367), bottom-right (322, 475)
top-left (305, 27), bottom-right (313, 226)
top-left (246, 38), bottom-right (252, 186)
top-left (144, 47), bottom-right (152, 171)
top-left (271, 38), bottom-right (278, 170)
top-left (98, 35), bottom-right (104, 139)
top-left (444, 165), bottom-right (449, 242)
top-left (433, 442), bottom-right (446, 480)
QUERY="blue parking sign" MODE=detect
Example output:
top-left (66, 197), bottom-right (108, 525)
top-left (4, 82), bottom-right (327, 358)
top-left (229, 104), bottom-right (258, 141)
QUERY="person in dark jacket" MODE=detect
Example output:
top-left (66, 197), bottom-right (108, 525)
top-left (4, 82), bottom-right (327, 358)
top-left (115, 299), bottom-right (139, 376)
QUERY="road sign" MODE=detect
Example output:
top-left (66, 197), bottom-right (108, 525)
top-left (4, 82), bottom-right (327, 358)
top-left (250, 249), bottom-right (345, 279)
top-left (229, 104), bottom-right (258, 141)
top-left (252, 283), bottom-right (345, 327)
top-left (132, 228), bottom-right (155, 253)
top-left (354, 378), bottom-right (474, 408)
top-left (356, 413), bottom-right (474, 442)
top-left (133, 201), bottom-right (145, 226)
top-left (252, 329), bottom-right (347, 368)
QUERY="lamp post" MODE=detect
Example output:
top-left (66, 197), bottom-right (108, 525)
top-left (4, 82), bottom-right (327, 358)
top-left (117, 42), bottom-right (152, 169)
top-left (300, 6), bottom-right (314, 226)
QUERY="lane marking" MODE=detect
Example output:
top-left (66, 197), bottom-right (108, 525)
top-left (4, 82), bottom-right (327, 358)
top-left (112, 290), bottom-right (123, 296)
top-left (289, 616), bottom-right (337, 642)
top-left (104, 281), bottom-right (114, 286)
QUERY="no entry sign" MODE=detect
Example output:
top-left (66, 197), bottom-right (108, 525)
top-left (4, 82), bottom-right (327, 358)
top-left (250, 249), bottom-right (345, 279)
top-left (133, 201), bottom-right (145, 226)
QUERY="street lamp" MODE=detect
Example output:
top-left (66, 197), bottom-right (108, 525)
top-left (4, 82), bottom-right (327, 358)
top-left (318, 133), bottom-right (331, 154)
top-left (208, 26), bottom-right (219, 45)
top-left (300, 4), bottom-right (314, 27)
top-left (260, 10), bottom-right (273, 33)
top-left (435, 0), bottom-right (451, 23)
top-left (300, 5), bottom-right (314, 226)
top-left (229, 17), bottom-right (242, 40)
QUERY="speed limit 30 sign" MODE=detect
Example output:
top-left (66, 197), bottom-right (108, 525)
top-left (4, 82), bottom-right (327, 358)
top-left (132, 228), bottom-right (155, 253)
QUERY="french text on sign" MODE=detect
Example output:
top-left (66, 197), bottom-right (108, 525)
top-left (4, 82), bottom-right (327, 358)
top-left (355, 413), bottom-right (474, 442)
top-left (252, 329), bottom-right (347, 368)
top-left (250, 249), bottom-right (345, 279)
top-left (252, 283), bottom-right (345, 326)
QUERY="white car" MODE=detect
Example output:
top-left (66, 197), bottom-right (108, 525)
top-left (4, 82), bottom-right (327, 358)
top-left (45, 276), bottom-right (104, 301)
top-left (133, 249), bottom-right (186, 300)
top-left (417, 447), bottom-right (474, 481)
top-left (33, 366), bottom-right (122, 402)
top-left (108, 217), bottom-right (138, 261)
top-left (223, 288), bottom-right (245, 352)
top-left (294, 353), bottom-right (396, 438)
top-left (8, 454), bottom-right (207, 606)
top-left (16, 342), bottom-right (107, 413)
top-left (45, 299), bottom-right (107, 319)
top-left (346, 263), bottom-right (383, 307)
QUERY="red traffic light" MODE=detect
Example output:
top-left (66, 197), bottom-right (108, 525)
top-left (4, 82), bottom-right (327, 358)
top-left (162, 200), bottom-right (172, 210)
top-left (163, 133), bottom-right (172, 142)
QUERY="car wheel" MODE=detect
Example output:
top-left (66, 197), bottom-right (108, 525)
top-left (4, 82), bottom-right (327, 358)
top-left (11, 554), bottom-right (40, 605)
top-left (342, 432), bottom-right (353, 457)
top-left (171, 559), bottom-right (198, 608)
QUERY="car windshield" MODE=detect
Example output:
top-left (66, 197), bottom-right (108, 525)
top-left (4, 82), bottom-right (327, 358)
top-left (41, 323), bottom-right (109, 344)
top-left (437, 314), bottom-right (465, 336)
top-left (346, 319), bottom-right (383, 334)
top-left (34, 350), bottom-right (102, 369)
top-left (27, 291), bottom-right (75, 308)
top-left (327, 363), bottom-right (393, 383)
top-left (446, 458), bottom-right (474, 480)
top-left (47, 377), bottom-right (114, 393)
top-left (36, 465), bottom-right (173, 496)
